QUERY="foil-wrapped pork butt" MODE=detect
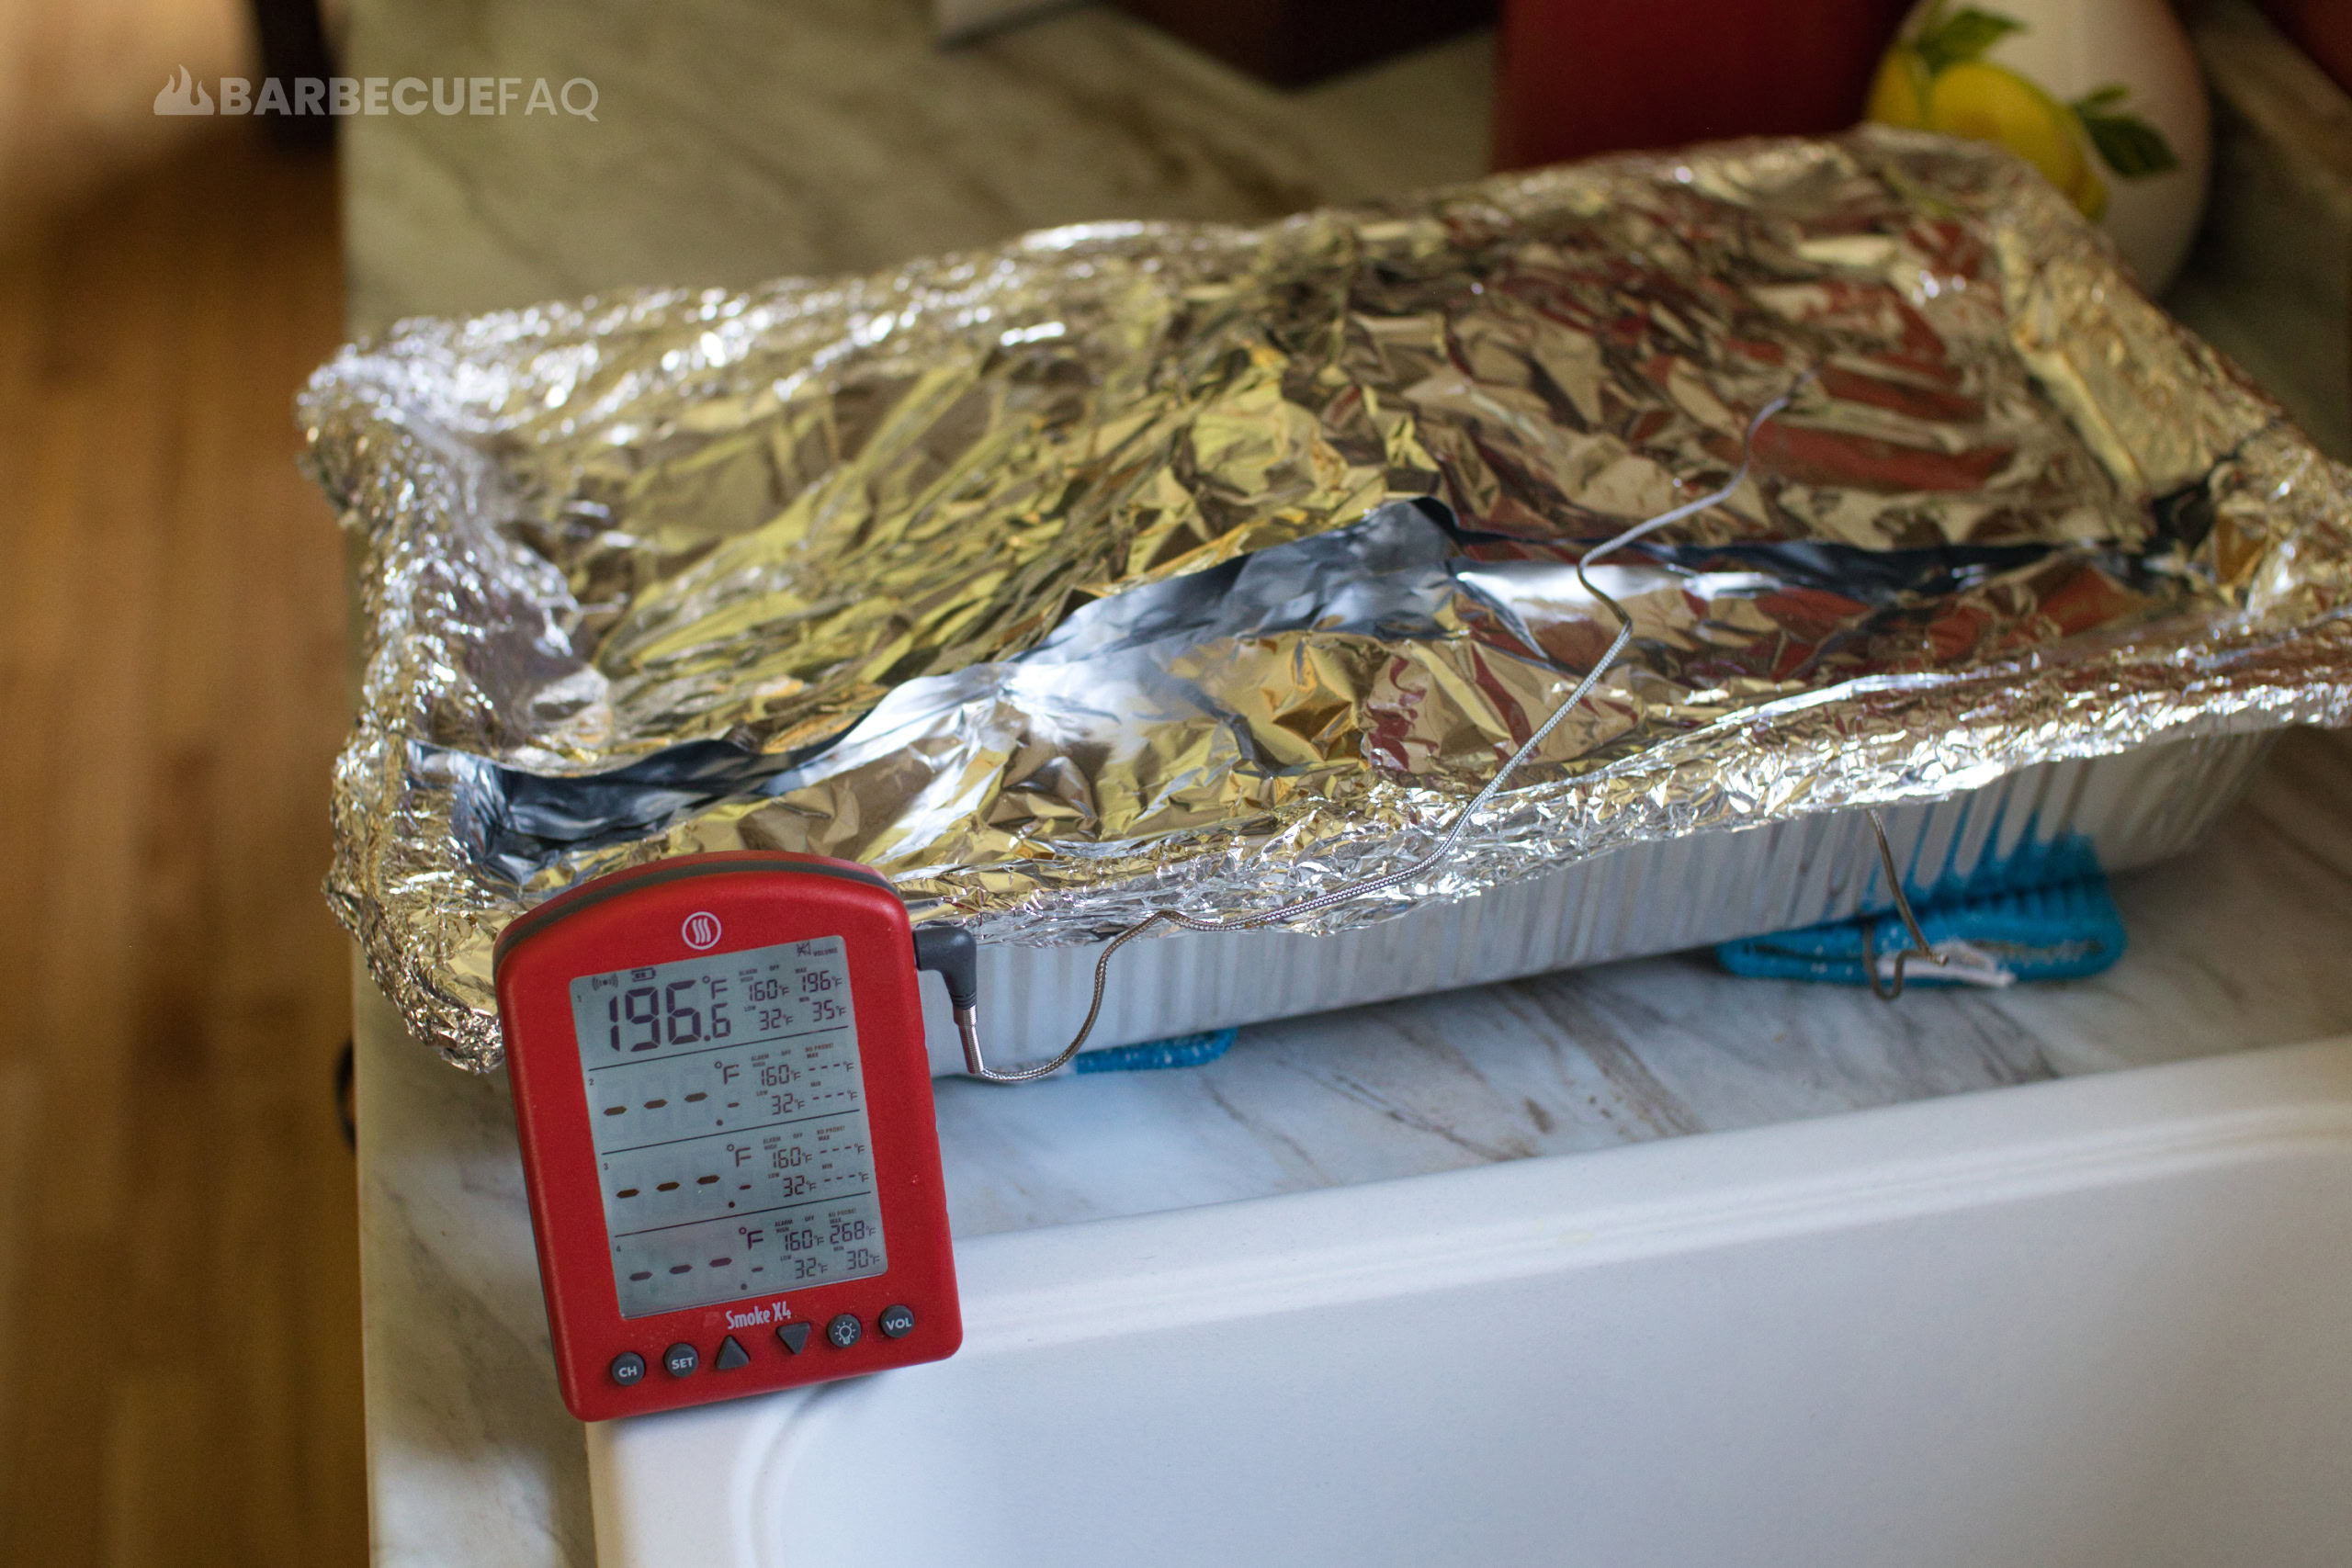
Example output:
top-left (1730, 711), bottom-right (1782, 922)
top-left (304, 128), bottom-right (2352, 1069)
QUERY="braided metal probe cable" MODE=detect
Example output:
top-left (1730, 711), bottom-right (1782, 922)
top-left (958, 378), bottom-right (1813, 1082)
top-left (1859, 807), bottom-right (1951, 1000)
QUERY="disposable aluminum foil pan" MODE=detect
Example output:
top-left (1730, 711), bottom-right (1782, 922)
top-left (305, 127), bottom-right (2352, 1071)
top-left (910, 732), bottom-right (2271, 1072)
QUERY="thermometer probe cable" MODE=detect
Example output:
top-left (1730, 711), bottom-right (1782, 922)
top-left (955, 377), bottom-right (1844, 1083)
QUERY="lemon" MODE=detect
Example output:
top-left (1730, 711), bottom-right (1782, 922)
top-left (2066, 158), bottom-right (2109, 221)
top-left (1865, 49), bottom-right (1932, 130)
top-left (1923, 61), bottom-right (2100, 219)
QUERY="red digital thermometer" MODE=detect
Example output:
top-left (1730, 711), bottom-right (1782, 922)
top-left (492, 851), bottom-right (966, 1421)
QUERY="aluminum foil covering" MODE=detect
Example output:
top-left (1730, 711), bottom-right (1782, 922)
top-left (305, 128), bottom-right (2352, 1071)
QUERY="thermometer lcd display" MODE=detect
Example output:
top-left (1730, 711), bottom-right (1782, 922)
top-left (567, 935), bottom-right (888, 1318)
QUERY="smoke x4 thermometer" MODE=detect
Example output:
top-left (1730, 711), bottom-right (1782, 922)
top-left (493, 852), bottom-right (967, 1420)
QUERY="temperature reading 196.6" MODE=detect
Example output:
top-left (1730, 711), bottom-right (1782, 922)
top-left (565, 935), bottom-right (889, 1318)
top-left (605, 970), bottom-right (736, 1052)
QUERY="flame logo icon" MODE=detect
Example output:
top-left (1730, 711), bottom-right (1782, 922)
top-left (153, 66), bottom-right (215, 117)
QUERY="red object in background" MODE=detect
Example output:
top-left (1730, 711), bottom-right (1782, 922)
top-left (2258, 0), bottom-right (2352, 99)
top-left (1494, 0), bottom-right (1914, 169)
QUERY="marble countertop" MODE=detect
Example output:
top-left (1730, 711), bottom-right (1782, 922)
top-left (339, 6), bottom-right (2352, 1564)
top-left (356, 728), bottom-right (2352, 1568)
top-left (340, 0), bottom-right (1497, 337)
top-left (935, 737), bottom-right (2352, 1236)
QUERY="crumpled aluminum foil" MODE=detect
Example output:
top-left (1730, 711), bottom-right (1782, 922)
top-left (305, 128), bottom-right (2352, 1071)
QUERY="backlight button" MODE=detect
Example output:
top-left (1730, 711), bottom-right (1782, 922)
top-left (826, 1314), bottom-right (862, 1349)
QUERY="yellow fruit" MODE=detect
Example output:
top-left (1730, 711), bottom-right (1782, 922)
top-left (1924, 61), bottom-right (2099, 219)
top-left (2067, 160), bottom-right (2109, 220)
top-left (1865, 49), bottom-right (1931, 130)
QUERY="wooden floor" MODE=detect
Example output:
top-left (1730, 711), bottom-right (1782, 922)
top-left (0, 128), bottom-right (367, 1564)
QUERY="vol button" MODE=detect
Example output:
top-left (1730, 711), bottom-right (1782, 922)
top-left (877, 1304), bottom-right (915, 1339)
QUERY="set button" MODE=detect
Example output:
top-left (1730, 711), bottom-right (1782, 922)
top-left (662, 1342), bottom-right (699, 1378)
